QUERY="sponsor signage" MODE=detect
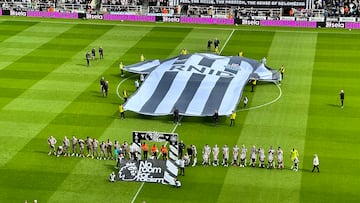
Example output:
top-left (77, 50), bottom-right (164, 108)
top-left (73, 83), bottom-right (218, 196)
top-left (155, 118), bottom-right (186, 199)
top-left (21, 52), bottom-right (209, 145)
top-left (241, 19), bottom-right (260, 26)
top-left (181, 0), bottom-right (305, 8)
top-left (103, 14), bottom-right (156, 22)
top-left (162, 16), bottom-right (180, 23)
top-left (0, 9), bottom-right (2, 16)
top-left (260, 20), bottom-right (317, 28)
top-left (309, 17), bottom-right (325, 22)
top-left (85, 13), bottom-right (103, 20)
top-left (10, 10), bottom-right (27, 16)
top-left (325, 21), bottom-right (345, 28)
top-left (345, 22), bottom-right (360, 29)
top-left (180, 17), bottom-right (234, 25)
top-left (339, 17), bottom-right (356, 22)
top-left (118, 160), bottom-right (167, 184)
top-left (27, 11), bottom-right (78, 19)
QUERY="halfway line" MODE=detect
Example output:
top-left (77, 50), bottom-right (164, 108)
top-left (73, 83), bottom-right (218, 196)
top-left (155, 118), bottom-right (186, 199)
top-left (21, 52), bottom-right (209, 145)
top-left (130, 116), bottom-right (182, 203)
top-left (220, 29), bottom-right (235, 54)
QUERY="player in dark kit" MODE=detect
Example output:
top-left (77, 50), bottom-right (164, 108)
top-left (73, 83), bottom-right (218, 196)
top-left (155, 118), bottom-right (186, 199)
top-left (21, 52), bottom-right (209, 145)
top-left (103, 81), bottom-right (109, 97)
top-left (173, 107), bottom-right (179, 124)
top-left (99, 47), bottom-right (103, 59)
top-left (339, 90), bottom-right (344, 108)
top-left (86, 52), bottom-right (91, 67)
top-left (214, 38), bottom-right (220, 49)
top-left (213, 110), bottom-right (219, 127)
top-left (91, 48), bottom-right (96, 60)
top-left (207, 39), bottom-right (213, 51)
top-left (99, 76), bottom-right (105, 94)
top-left (178, 140), bottom-right (185, 158)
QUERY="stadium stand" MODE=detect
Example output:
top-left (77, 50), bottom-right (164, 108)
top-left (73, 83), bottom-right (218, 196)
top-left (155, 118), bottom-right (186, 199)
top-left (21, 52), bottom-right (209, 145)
top-left (322, 0), bottom-right (359, 17)
top-left (100, 0), bottom-right (143, 13)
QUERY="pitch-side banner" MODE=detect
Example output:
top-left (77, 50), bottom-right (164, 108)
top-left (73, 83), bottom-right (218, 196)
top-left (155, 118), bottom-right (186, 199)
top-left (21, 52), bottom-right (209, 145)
top-left (118, 159), bottom-right (178, 185)
top-left (124, 53), bottom-right (280, 116)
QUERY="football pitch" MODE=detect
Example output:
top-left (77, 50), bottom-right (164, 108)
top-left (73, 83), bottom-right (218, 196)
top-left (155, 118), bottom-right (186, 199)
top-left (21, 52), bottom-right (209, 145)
top-left (0, 16), bottom-right (359, 203)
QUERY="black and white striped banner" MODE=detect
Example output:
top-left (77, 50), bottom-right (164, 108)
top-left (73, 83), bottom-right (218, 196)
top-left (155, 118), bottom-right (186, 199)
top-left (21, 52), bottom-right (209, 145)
top-left (124, 53), bottom-right (280, 116)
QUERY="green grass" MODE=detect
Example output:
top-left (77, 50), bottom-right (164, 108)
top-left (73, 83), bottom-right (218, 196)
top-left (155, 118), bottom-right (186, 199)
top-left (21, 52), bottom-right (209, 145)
top-left (0, 16), bottom-right (359, 203)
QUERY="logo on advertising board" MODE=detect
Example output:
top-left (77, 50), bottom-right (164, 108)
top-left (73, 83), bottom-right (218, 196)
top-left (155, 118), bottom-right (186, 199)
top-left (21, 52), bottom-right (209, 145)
top-left (241, 19), bottom-right (260, 26)
top-left (86, 13), bottom-right (103, 20)
top-left (163, 16), bottom-right (180, 23)
top-left (118, 160), bottom-right (166, 184)
top-left (326, 22), bottom-right (345, 28)
top-left (10, 10), bottom-right (27, 16)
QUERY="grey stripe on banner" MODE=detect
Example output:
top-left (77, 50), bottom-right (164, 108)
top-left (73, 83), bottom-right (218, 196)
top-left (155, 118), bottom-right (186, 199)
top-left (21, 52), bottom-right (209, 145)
top-left (198, 57), bottom-right (215, 67)
top-left (140, 71), bottom-right (178, 113)
top-left (173, 73), bottom-right (206, 114)
top-left (202, 77), bottom-right (234, 115)
top-left (225, 56), bottom-right (242, 75)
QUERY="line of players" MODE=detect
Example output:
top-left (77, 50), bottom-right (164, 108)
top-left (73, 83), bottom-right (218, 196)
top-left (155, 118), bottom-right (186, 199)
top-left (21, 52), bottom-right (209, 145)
top-left (47, 135), bottom-right (142, 161)
top-left (180, 143), bottom-right (300, 171)
top-left (48, 135), bottom-right (300, 171)
top-left (48, 135), bottom-right (173, 161)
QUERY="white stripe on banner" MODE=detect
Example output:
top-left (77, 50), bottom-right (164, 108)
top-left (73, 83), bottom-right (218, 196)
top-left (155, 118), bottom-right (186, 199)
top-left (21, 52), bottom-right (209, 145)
top-left (166, 160), bottom-right (179, 175)
top-left (211, 56), bottom-right (230, 72)
top-left (185, 57), bottom-right (230, 115)
top-left (164, 172), bottom-right (175, 185)
top-left (126, 60), bottom-right (161, 73)
top-left (169, 145), bottom-right (178, 156)
top-left (184, 75), bottom-right (220, 116)
top-left (124, 58), bottom-right (177, 112)
top-left (169, 152), bottom-right (177, 161)
top-left (154, 71), bottom-right (192, 114)
top-left (218, 60), bottom-right (253, 114)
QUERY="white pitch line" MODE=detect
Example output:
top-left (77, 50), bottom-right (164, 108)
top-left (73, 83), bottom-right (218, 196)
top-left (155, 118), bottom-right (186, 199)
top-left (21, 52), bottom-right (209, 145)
top-left (116, 74), bottom-right (137, 101)
top-left (130, 182), bottom-right (145, 203)
top-left (237, 82), bottom-right (282, 112)
top-left (130, 118), bottom-right (181, 203)
top-left (220, 29), bottom-right (235, 54)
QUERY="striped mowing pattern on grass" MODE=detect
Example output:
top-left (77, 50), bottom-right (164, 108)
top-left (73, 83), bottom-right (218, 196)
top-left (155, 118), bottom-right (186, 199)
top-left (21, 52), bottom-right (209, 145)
top-left (0, 23), bottom-right (118, 201)
top-left (217, 31), bottom-right (318, 203)
top-left (300, 33), bottom-right (360, 202)
top-left (0, 17), bottom-right (360, 203)
top-left (47, 26), bottom-right (195, 202)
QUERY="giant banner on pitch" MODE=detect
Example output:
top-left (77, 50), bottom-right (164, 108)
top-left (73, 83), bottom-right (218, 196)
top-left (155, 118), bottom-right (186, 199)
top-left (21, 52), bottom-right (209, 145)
top-left (124, 53), bottom-right (280, 116)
